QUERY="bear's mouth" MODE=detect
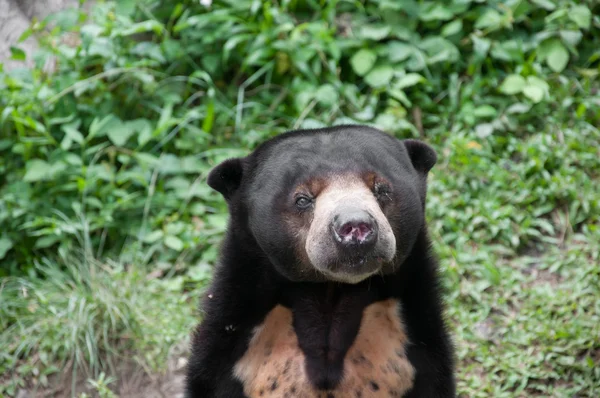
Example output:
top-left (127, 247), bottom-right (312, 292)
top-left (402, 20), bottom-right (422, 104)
top-left (342, 254), bottom-right (385, 268)
top-left (315, 254), bottom-right (387, 283)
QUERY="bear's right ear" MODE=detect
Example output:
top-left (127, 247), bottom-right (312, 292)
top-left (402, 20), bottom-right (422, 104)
top-left (207, 158), bottom-right (245, 200)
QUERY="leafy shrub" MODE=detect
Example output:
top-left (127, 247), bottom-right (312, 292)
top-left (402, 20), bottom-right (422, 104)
top-left (1, 0), bottom-right (599, 275)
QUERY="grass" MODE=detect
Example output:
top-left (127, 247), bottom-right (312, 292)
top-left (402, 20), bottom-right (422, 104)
top-left (428, 114), bottom-right (600, 397)
top-left (1, 0), bottom-right (600, 396)
top-left (0, 255), bottom-right (199, 397)
top-left (443, 237), bottom-right (600, 397)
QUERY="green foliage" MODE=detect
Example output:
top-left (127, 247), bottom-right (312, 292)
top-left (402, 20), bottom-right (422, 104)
top-left (80, 373), bottom-right (118, 398)
top-left (1, 0), bottom-right (599, 274)
top-left (1, 0), bottom-right (599, 396)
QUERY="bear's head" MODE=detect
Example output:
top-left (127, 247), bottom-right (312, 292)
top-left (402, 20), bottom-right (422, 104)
top-left (207, 126), bottom-right (436, 284)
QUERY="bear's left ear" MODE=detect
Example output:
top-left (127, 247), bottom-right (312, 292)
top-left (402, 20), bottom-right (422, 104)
top-left (207, 157), bottom-right (245, 200)
top-left (403, 139), bottom-right (437, 174)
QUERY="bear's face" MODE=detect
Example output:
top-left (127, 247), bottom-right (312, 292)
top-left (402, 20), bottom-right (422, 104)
top-left (207, 126), bottom-right (436, 284)
top-left (301, 174), bottom-right (397, 284)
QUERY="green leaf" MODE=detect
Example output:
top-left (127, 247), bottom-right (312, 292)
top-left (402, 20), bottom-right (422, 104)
top-left (115, 0), bottom-right (136, 15)
top-left (162, 276), bottom-right (184, 292)
top-left (506, 103), bottom-right (531, 114)
top-left (387, 42), bottom-right (414, 63)
top-left (420, 37), bottom-right (459, 64)
top-left (406, 49), bottom-right (427, 71)
top-left (188, 262), bottom-right (212, 282)
top-left (115, 20), bottom-right (165, 37)
top-left (164, 235), bottom-right (184, 251)
top-left (0, 237), bottom-right (13, 259)
top-left (569, 5), bottom-right (591, 29)
top-left (473, 105), bottom-right (497, 118)
top-left (419, 4), bottom-right (453, 21)
top-left (131, 42), bottom-right (166, 63)
top-left (62, 121), bottom-right (84, 144)
top-left (527, 76), bottom-right (550, 91)
top-left (207, 214), bottom-right (228, 230)
top-left (10, 46), bottom-right (26, 61)
top-left (523, 76), bottom-right (549, 103)
top-left (18, 28), bottom-right (34, 43)
top-left (491, 40), bottom-right (523, 62)
top-left (441, 20), bottom-right (463, 37)
top-left (24, 159), bottom-right (51, 182)
top-left (316, 84), bottom-right (338, 106)
top-left (522, 86), bottom-right (544, 103)
top-left (358, 25), bottom-right (391, 41)
top-left (0, 139), bottom-right (11, 150)
top-left (537, 38), bottom-right (557, 62)
top-left (350, 49), bottom-right (377, 76)
top-left (80, 24), bottom-right (105, 38)
top-left (88, 38), bottom-right (114, 58)
top-left (126, 119), bottom-right (152, 146)
top-left (475, 8), bottom-right (505, 31)
top-left (475, 123), bottom-right (494, 138)
top-left (471, 35), bottom-right (492, 58)
top-left (143, 230), bottom-right (164, 243)
top-left (34, 235), bottom-right (61, 249)
top-left (155, 102), bottom-right (175, 136)
top-left (559, 30), bottom-right (582, 47)
top-left (135, 153), bottom-right (159, 167)
top-left (224, 34), bottom-right (251, 61)
top-left (203, 89), bottom-right (215, 133)
top-left (365, 65), bottom-right (394, 87)
top-left (531, 0), bottom-right (555, 10)
top-left (89, 114), bottom-right (119, 139)
top-left (499, 74), bottom-right (526, 95)
top-left (546, 40), bottom-right (569, 72)
top-left (390, 89), bottom-right (412, 107)
top-left (107, 119), bottom-right (136, 147)
top-left (395, 73), bottom-right (425, 89)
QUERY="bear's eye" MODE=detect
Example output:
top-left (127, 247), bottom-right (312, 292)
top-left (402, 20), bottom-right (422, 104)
top-left (295, 195), bottom-right (313, 210)
top-left (374, 183), bottom-right (392, 202)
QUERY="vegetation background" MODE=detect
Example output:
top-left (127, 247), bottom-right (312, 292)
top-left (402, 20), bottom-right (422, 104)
top-left (1, 0), bottom-right (599, 396)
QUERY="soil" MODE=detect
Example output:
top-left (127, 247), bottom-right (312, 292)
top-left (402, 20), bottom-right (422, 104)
top-left (13, 341), bottom-right (188, 398)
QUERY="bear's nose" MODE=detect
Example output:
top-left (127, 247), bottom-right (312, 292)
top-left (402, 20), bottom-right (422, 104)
top-left (332, 209), bottom-right (378, 249)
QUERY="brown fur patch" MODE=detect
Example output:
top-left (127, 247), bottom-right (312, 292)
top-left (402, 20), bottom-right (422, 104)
top-left (233, 300), bottom-right (414, 397)
top-left (233, 306), bottom-right (309, 397)
top-left (340, 299), bottom-right (415, 397)
top-left (362, 171), bottom-right (378, 190)
top-left (301, 177), bottom-right (327, 198)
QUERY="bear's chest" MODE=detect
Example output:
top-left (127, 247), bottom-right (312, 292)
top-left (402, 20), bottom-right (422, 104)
top-left (233, 299), bottom-right (414, 397)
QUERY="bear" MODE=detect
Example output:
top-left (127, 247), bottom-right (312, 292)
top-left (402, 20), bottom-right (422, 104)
top-left (185, 125), bottom-right (455, 397)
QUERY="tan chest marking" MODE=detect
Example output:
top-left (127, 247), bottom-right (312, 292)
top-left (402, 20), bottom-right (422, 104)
top-left (233, 299), bottom-right (414, 397)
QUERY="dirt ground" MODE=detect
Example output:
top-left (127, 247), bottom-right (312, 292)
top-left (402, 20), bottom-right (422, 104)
top-left (13, 341), bottom-right (188, 398)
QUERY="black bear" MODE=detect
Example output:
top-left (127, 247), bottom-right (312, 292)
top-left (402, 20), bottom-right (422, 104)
top-left (186, 125), bottom-right (455, 397)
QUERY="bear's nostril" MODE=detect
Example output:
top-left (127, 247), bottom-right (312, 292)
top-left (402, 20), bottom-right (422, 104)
top-left (338, 222), bottom-right (372, 242)
top-left (358, 223), bottom-right (371, 235)
top-left (339, 224), bottom-right (355, 237)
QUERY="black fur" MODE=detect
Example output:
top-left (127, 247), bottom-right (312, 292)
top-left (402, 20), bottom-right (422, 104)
top-left (207, 157), bottom-right (245, 200)
top-left (186, 126), bottom-right (455, 397)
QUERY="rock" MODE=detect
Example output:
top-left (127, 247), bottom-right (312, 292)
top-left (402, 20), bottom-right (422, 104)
top-left (0, 0), bottom-right (93, 71)
top-left (16, 389), bottom-right (31, 398)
